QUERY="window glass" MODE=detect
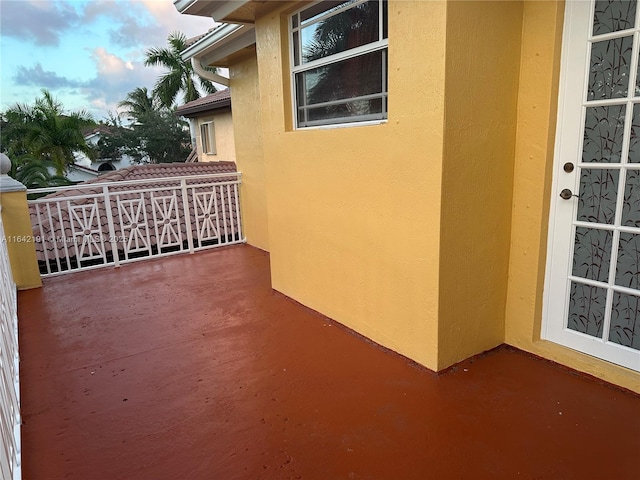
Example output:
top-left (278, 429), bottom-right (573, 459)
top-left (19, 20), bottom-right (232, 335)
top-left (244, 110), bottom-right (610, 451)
top-left (291, 0), bottom-right (388, 128)
top-left (300, 1), bottom-right (353, 25)
top-left (300, 1), bottom-right (380, 65)
top-left (296, 49), bottom-right (387, 127)
top-left (200, 123), bottom-right (216, 154)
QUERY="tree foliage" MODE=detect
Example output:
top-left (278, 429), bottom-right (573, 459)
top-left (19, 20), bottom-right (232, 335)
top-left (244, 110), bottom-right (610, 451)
top-left (7, 155), bottom-right (72, 189)
top-left (144, 31), bottom-right (218, 108)
top-left (1, 89), bottom-right (95, 175)
top-left (99, 109), bottom-right (191, 165)
top-left (117, 87), bottom-right (160, 123)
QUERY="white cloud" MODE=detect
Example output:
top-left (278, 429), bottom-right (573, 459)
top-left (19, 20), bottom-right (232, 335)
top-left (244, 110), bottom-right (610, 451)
top-left (80, 0), bottom-right (215, 49)
top-left (91, 47), bottom-right (134, 76)
top-left (140, 0), bottom-right (215, 37)
top-left (79, 47), bottom-right (161, 117)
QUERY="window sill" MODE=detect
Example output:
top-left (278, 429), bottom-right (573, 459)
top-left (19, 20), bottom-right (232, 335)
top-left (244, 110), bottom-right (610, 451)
top-left (294, 119), bottom-right (388, 132)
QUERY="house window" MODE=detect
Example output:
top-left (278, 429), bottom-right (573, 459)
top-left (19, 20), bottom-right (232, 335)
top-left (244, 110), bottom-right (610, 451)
top-left (290, 0), bottom-right (388, 128)
top-left (200, 122), bottom-right (216, 154)
top-left (97, 162), bottom-right (115, 172)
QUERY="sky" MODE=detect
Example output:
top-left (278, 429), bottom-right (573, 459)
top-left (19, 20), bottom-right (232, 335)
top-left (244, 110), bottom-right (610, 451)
top-left (0, 0), bottom-right (216, 121)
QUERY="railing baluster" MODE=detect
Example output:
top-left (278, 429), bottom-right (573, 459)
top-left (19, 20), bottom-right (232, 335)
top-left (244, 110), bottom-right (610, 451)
top-left (34, 203), bottom-right (52, 275)
top-left (56, 201), bottom-right (71, 271)
top-left (181, 179), bottom-right (194, 254)
top-left (141, 192), bottom-right (152, 253)
top-left (68, 200), bottom-right (81, 267)
top-left (151, 191), bottom-right (161, 253)
top-left (0, 212), bottom-right (22, 480)
top-left (228, 184), bottom-right (236, 241)
top-left (213, 185), bottom-right (221, 245)
top-left (105, 187), bottom-right (120, 267)
top-left (234, 182), bottom-right (243, 241)
top-left (46, 203), bottom-right (62, 273)
top-left (222, 185), bottom-right (229, 243)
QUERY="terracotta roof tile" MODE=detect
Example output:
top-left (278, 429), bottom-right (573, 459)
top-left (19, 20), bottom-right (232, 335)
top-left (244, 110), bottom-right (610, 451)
top-left (185, 25), bottom-right (225, 48)
top-left (175, 89), bottom-right (231, 117)
top-left (84, 161), bottom-right (236, 184)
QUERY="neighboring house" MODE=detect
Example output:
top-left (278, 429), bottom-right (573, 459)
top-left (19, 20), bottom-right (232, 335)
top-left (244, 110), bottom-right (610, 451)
top-left (69, 126), bottom-right (135, 182)
top-left (175, 0), bottom-right (640, 392)
top-left (176, 89), bottom-right (236, 163)
top-left (65, 164), bottom-right (100, 183)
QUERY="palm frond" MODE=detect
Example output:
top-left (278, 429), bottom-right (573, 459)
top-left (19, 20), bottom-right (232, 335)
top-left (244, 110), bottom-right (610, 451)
top-left (145, 31), bottom-right (221, 108)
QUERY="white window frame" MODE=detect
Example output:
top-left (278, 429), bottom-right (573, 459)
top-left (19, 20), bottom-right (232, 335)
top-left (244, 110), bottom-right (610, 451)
top-left (200, 121), bottom-right (216, 155)
top-left (289, 0), bottom-right (388, 129)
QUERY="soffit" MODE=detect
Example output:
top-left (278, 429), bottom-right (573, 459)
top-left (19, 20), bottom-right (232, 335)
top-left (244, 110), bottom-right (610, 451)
top-left (175, 0), bottom-right (283, 23)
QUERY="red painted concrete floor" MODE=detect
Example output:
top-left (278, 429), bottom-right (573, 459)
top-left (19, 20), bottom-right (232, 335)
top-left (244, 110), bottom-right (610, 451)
top-left (18, 245), bottom-right (639, 480)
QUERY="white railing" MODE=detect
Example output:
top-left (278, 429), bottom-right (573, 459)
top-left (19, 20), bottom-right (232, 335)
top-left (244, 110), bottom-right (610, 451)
top-left (28, 172), bottom-right (244, 277)
top-left (0, 210), bottom-right (22, 480)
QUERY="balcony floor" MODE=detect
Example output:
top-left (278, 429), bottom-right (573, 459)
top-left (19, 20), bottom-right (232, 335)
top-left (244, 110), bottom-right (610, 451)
top-left (18, 245), bottom-right (639, 480)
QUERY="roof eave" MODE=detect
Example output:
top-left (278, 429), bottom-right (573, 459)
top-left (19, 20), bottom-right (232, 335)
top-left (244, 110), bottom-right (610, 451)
top-left (181, 23), bottom-right (256, 67)
top-left (175, 98), bottom-right (232, 117)
top-left (173, 0), bottom-right (251, 22)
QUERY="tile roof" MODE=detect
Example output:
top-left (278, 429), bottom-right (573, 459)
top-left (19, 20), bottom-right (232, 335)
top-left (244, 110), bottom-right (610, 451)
top-left (30, 162), bottom-right (239, 264)
top-left (175, 89), bottom-right (231, 117)
top-left (81, 161), bottom-right (237, 184)
top-left (185, 26), bottom-right (224, 48)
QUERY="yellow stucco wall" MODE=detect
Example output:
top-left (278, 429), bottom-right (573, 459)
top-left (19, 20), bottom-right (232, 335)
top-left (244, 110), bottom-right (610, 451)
top-left (438, 1), bottom-right (524, 370)
top-left (253, 0), bottom-right (447, 370)
top-left (505, 1), bottom-right (640, 393)
top-left (196, 110), bottom-right (236, 162)
top-left (0, 191), bottom-right (42, 290)
top-left (224, 0), bottom-right (638, 391)
top-left (229, 55), bottom-right (270, 251)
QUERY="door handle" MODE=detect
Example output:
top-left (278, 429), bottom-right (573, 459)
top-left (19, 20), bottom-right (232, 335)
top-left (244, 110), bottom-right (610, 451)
top-left (559, 188), bottom-right (578, 200)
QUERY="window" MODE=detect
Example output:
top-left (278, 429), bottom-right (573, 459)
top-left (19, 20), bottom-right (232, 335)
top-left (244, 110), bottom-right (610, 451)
top-left (97, 162), bottom-right (115, 172)
top-left (290, 0), bottom-right (388, 128)
top-left (200, 122), bottom-right (216, 154)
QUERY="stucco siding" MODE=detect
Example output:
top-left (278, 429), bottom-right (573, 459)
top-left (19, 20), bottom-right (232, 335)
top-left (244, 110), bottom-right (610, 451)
top-left (254, 0), bottom-right (447, 370)
top-left (230, 55), bottom-right (270, 251)
top-left (438, 1), bottom-right (524, 369)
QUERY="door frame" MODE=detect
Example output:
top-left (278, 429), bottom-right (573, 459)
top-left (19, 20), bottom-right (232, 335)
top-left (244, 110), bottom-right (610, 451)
top-left (542, 0), bottom-right (640, 372)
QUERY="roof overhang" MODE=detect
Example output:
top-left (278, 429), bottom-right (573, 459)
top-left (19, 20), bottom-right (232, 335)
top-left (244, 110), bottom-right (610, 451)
top-left (175, 98), bottom-right (232, 118)
top-left (174, 0), bottom-right (254, 23)
top-left (182, 23), bottom-right (256, 68)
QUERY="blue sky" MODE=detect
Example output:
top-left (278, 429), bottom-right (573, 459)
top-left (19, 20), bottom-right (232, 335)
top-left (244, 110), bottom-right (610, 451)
top-left (0, 0), bottom-right (215, 121)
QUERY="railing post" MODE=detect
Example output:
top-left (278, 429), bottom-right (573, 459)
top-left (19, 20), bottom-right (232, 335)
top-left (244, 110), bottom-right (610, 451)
top-left (233, 178), bottom-right (243, 242)
top-left (102, 185), bottom-right (120, 267)
top-left (181, 178), bottom-right (195, 254)
top-left (0, 153), bottom-right (42, 289)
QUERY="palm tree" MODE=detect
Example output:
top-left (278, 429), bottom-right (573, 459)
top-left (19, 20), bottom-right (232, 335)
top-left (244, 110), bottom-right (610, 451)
top-left (8, 155), bottom-right (72, 190)
top-left (144, 31), bottom-right (218, 108)
top-left (2, 89), bottom-right (95, 175)
top-left (117, 87), bottom-right (160, 123)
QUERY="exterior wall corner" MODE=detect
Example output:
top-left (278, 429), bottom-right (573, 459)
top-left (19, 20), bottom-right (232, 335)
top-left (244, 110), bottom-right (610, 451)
top-left (0, 190), bottom-right (42, 290)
